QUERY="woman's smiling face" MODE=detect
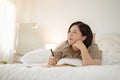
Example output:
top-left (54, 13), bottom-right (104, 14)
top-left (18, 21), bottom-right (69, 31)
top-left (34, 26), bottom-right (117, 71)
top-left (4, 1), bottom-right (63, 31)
top-left (67, 25), bottom-right (83, 45)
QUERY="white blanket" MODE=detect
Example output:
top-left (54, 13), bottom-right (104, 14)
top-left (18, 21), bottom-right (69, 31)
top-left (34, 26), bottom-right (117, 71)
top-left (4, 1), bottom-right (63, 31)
top-left (0, 64), bottom-right (120, 80)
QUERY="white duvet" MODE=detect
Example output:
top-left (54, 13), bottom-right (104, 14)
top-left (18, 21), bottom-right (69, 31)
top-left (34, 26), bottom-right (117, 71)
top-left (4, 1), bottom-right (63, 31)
top-left (0, 64), bottom-right (120, 80)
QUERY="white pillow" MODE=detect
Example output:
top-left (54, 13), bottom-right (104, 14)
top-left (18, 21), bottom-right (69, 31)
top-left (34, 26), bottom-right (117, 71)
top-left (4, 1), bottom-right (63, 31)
top-left (96, 34), bottom-right (120, 65)
top-left (102, 51), bottom-right (120, 65)
top-left (57, 58), bottom-right (82, 67)
top-left (20, 49), bottom-right (51, 64)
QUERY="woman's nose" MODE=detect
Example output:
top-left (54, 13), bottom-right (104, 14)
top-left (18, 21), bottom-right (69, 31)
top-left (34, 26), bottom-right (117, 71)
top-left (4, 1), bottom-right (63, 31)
top-left (68, 32), bottom-right (72, 36)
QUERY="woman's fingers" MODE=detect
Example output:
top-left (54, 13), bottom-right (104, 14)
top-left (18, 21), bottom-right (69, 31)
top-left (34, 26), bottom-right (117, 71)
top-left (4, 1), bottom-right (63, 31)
top-left (48, 57), bottom-right (57, 65)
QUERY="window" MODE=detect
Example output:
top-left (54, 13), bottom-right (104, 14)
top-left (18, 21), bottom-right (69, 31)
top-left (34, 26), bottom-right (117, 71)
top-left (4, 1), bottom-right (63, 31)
top-left (0, 0), bottom-right (16, 63)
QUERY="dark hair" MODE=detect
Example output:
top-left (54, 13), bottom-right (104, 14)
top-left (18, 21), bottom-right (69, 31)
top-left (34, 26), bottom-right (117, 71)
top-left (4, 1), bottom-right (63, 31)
top-left (68, 21), bottom-right (93, 48)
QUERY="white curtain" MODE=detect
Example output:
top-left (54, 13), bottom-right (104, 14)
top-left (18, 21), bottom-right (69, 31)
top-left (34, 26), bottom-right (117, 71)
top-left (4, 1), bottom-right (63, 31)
top-left (0, 0), bottom-right (16, 63)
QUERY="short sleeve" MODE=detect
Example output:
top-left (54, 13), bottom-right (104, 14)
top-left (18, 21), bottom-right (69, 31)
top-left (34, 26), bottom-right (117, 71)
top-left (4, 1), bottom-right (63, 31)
top-left (54, 41), bottom-right (67, 52)
top-left (53, 41), bottom-right (69, 61)
top-left (88, 43), bottom-right (102, 59)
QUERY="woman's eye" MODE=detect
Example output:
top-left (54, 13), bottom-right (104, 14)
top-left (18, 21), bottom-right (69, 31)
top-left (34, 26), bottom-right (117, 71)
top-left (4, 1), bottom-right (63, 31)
top-left (73, 31), bottom-right (77, 33)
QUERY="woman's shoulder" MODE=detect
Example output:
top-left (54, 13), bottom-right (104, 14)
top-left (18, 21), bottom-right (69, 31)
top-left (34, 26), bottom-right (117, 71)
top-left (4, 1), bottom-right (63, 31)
top-left (54, 40), bottom-right (70, 51)
top-left (88, 43), bottom-right (99, 49)
top-left (88, 43), bottom-right (102, 59)
top-left (88, 43), bottom-right (100, 52)
top-left (58, 40), bottom-right (69, 46)
top-left (88, 43), bottom-right (102, 54)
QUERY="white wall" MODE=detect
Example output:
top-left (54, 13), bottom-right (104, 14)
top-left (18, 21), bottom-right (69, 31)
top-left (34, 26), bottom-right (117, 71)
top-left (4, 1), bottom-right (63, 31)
top-left (16, 0), bottom-right (120, 48)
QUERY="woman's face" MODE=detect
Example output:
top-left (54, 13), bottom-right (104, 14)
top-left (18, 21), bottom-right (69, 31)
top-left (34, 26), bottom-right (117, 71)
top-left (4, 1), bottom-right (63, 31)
top-left (67, 25), bottom-right (85, 45)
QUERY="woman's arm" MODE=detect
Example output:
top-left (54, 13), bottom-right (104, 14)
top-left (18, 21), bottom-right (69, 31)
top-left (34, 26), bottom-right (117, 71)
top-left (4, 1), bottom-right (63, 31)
top-left (48, 41), bottom-right (67, 66)
top-left (73, 40), bottom-right (101, 66)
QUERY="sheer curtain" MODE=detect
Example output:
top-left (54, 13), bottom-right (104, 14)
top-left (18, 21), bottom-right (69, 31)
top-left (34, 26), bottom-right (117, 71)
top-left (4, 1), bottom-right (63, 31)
top-left (0, 0), bottom-right (16, 63)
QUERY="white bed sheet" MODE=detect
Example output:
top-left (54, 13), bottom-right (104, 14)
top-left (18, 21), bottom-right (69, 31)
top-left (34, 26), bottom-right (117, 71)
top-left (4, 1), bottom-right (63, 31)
top-left (0, 64), bottom-right (120, 80)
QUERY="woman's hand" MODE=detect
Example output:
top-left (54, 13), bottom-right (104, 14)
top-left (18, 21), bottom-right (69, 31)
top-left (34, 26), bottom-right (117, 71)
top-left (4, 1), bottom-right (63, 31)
top-left (48, 56), bottom-right (57, 66)
top-left (73, 40), bottom-right (86, 50)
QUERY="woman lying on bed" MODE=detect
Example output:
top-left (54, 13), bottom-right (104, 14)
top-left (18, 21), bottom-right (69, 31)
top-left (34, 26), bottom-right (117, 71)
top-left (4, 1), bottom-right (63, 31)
top-left (48, 21), bottom-right (102, 66)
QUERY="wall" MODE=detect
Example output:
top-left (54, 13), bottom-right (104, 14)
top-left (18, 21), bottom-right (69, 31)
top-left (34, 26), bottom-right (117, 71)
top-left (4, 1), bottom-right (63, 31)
top-left (15, 0), bottom-right (120, 48)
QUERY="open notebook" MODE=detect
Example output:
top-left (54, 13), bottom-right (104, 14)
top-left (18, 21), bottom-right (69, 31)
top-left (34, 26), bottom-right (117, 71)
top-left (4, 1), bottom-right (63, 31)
top-left (56, 58), bottom-right (82, 67)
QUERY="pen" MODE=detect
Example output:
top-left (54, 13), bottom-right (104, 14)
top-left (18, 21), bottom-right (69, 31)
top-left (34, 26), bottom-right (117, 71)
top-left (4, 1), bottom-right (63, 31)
top-left (50, 49), bottom-right (54, 57)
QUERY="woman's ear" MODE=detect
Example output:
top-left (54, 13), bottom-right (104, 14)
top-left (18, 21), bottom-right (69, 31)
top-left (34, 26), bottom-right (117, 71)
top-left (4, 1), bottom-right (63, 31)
top-left (81, 36), bottom-right (86, 41)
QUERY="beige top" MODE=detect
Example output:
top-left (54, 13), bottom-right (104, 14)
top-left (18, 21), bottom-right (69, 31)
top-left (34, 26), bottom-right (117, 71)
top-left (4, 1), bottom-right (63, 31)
top-left (53, 41), bottom-right (102, 61)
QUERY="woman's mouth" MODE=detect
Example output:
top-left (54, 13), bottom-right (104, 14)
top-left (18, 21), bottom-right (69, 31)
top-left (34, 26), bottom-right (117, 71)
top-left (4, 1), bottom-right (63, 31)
top-left (68, 38), bottom-right (72, 40)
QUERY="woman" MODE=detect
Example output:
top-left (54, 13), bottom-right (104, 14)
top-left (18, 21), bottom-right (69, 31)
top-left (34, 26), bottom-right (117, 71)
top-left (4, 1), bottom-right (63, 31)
top-left (48, 21), bottom-right (102, 66)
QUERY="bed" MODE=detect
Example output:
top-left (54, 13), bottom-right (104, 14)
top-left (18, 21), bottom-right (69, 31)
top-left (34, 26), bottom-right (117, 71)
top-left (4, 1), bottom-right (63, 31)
top-left (0, 33), bottom-right (120, 80)
top-left (0, 64), bottom-right (120, 80)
